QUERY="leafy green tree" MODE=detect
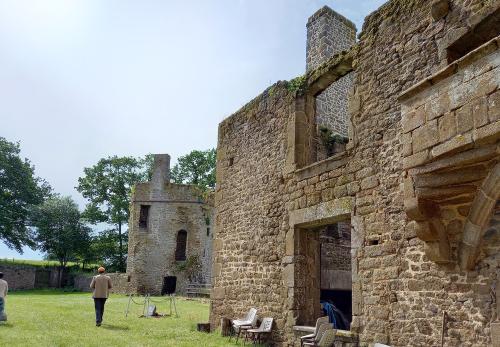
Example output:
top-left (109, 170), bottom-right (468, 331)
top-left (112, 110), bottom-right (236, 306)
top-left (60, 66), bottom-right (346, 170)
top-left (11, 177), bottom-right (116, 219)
top-left (76, 156), bottom-right (148, 271)
top-left (90, 229), bottom-right (128, 272)
top-left (0, 137), bottom-right (51, 252)
top-left (171, 149), bottom-right (216, 191)
top-left (31, 196), bottom-right (91, 287)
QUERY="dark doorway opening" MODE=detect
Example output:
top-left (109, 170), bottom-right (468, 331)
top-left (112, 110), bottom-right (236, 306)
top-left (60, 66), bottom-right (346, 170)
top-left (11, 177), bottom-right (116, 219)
top-left (162, 276), bottom-right (177, 295)
top-left (296, 219), bottom-right (352, 329)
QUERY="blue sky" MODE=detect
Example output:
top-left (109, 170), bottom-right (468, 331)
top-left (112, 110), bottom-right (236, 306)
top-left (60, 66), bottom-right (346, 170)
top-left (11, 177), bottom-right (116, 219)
top-left (0, 0), bottom-right (386, 260)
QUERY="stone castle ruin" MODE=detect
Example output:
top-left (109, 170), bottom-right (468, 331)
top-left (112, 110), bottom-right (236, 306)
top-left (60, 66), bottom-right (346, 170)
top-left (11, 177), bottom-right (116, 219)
top-left (126, 154), bottom-right (213, 295)
top-left (209, 1), bottom-right (500, 346)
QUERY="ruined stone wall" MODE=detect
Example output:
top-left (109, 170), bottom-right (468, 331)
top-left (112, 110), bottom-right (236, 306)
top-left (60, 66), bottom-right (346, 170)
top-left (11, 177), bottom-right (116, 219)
top-left (74, 273), bottom-right (132, 294)
top-left (127, 169), bottom-right (213, 295)
top-left (210, 82), bottom-right (294, 343)
top-left (212, 1), bottom-right (499, 346)
top-left (344, 1), bottom-right (498, 345)
top-left (320, 222), bottom-right (351, 273)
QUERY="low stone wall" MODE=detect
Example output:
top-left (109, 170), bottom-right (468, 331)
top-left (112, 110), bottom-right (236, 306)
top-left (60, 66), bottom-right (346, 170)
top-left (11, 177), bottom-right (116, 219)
top-left (0, 265), bottom-right (36, 290)
top-left (74, 273), bottom-right (131, 294)
top-left (107, 273), bottom-right (131, 294)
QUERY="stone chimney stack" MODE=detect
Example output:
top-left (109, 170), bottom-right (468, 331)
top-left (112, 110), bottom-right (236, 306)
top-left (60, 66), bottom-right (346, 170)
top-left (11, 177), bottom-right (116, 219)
top-left (306, 6), bottom-right (356, 72)
top-left (150, 154), bottom-right (170, 198)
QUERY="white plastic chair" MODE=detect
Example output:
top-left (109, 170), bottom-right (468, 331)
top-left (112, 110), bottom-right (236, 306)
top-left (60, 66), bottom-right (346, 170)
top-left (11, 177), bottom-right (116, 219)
top-left (247, 317), bottom-right (273, 345)
top-left (303, 323), bottom-right (333, 346)
top-left (230, 308), bottom-right (258, 342)
top-left (301, 316), bottom-right (329, 346)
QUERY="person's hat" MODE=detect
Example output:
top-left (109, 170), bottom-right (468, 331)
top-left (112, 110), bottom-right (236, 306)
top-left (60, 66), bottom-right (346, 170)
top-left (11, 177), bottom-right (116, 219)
top-left (98, 267), bottom-right (105, 273)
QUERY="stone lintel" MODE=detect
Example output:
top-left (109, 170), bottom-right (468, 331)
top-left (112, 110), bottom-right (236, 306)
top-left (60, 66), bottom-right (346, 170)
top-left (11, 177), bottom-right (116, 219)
top-left (305, 50), bottom-right (355, 97)
top-left (289, 197), bottom-right (352, 228)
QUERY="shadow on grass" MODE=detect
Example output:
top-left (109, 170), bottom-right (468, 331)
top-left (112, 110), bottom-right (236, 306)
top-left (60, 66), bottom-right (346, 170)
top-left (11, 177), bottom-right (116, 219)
top-left (101, 324), bottom-right (130, 331)
top-left (0, 322), bottom-right (14, 328)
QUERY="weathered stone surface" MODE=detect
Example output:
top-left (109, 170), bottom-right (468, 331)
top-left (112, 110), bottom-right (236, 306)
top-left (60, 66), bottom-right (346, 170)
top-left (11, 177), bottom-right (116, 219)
top-left (488, 89), bottom-right (500, 121)
top-left (431, 0), bottom-right (450, 21)
top-left (212, 2), bottom-right (500, 347)
top-left (412, 120), bottom-right (439, 153)
top-left (438, 111), bottom-right (456, 142)
top-left (127, 154), bottom-right (214, 295)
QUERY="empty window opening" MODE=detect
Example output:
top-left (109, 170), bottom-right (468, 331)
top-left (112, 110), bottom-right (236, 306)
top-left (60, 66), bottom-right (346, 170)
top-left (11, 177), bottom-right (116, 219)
top-left (314, 73), bottom-right (353, 162)
top-left (139, 205), bottom-right (150, 229)
top-left (229, 157), bottom-right (234, 166)
top-left (446, 7), bottom-right (500, 63)
top-left (175, 230), bottom-right (188, 261)
top-left (206, 227), bottom-right (210, 236)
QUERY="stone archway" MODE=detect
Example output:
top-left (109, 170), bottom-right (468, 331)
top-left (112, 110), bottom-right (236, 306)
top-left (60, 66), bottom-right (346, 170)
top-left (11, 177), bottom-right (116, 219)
top-left (459, 162), bottom-right (500, 270)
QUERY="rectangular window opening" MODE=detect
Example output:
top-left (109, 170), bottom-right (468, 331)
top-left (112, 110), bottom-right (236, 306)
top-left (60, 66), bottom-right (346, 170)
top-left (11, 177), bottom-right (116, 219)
top-left (139, 205), bottom-right (150, 229)
top-left (446, 7), bottom-right (500, 63)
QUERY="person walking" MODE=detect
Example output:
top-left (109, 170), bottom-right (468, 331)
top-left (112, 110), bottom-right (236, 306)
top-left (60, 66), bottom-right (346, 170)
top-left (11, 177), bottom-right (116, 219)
top-left (90, 267), bottom-right (112, 326)
top-left (0, 272), bottom-right (8, 321)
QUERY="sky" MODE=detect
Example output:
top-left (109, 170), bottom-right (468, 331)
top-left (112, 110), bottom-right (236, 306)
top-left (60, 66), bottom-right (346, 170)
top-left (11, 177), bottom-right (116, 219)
top-left (0, 0), bottom-right (387, 260)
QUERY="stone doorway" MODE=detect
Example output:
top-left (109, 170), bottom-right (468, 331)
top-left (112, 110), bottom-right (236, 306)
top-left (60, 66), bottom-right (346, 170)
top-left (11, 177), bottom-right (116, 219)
top-left (294, 219), bottom-right (353, 329)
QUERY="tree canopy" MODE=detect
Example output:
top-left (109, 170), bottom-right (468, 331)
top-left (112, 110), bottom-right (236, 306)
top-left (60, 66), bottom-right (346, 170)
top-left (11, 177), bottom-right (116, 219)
top-left (31, 196), bottom-right (92, 286)
top-left (171, 149), bottom-right (216, 191)
top-left (0, 137), bottom-right (51, 252)
top-left (76, 155), bottom-right (149, 271)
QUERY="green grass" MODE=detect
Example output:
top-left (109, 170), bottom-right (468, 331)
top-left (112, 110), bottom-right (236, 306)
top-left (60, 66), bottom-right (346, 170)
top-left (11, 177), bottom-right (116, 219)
top-left (0, 290), bottom-right (240, 347)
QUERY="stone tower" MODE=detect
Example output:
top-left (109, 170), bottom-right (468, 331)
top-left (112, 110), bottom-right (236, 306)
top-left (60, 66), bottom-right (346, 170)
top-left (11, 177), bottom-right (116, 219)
top-left (126, 153), bottom-right (213, 295)
top-left (306, 6), bottom-right (356, 160)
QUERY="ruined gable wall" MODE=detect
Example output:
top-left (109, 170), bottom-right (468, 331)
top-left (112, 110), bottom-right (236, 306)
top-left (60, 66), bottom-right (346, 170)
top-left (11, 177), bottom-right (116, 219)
top-left (285, 1), bottom-right (498, 346)
top-left (210, 82), bottom-right (295, 343)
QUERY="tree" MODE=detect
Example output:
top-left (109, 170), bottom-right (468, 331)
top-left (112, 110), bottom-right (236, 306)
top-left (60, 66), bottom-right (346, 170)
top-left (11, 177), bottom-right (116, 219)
top-left (76, 156), bottom-right (148, 272)
top-left (89, 229), bottom-right (128, 272)
top-left (0, 137), bottom-right (51, 252)
top-left (171, 149), bottom-right (216, 191)
top-left (31, 196), bottom-right (91, 287)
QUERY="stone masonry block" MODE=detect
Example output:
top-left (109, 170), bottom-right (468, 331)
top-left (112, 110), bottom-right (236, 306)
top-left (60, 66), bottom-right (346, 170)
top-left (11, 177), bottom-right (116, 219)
top-left (426, 93), bottom-right (450, 120)
top-left (488, 89), bottom-right (500, 122)
top-left (412, 119), bottom-right (439, 153)
top-left (361, 175), bottom-right (379, 190)
top-left (431, 132), bottom-right (473, 158)
top-left (403, 150), bottom-right (429, 169)
top-left (471, 96), bottom-right (488, 128)
top-left (438, 111), bottom-right (456, 142)
top-left (402, 107), bottom-right (425, 133)
top-left (456, 103), bottom-right (473, 133)
top-left (473, 120), bottom-right (500, 144)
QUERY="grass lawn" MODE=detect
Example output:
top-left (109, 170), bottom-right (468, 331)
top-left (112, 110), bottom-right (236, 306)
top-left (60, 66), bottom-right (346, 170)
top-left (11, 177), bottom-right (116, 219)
top-left (0, 290), bottom-right (240, 347)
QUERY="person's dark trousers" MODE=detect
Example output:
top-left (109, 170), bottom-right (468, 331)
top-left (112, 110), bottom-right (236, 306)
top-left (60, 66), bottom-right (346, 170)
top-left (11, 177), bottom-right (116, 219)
top-left (93, 298), bottom-right (107, 325)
